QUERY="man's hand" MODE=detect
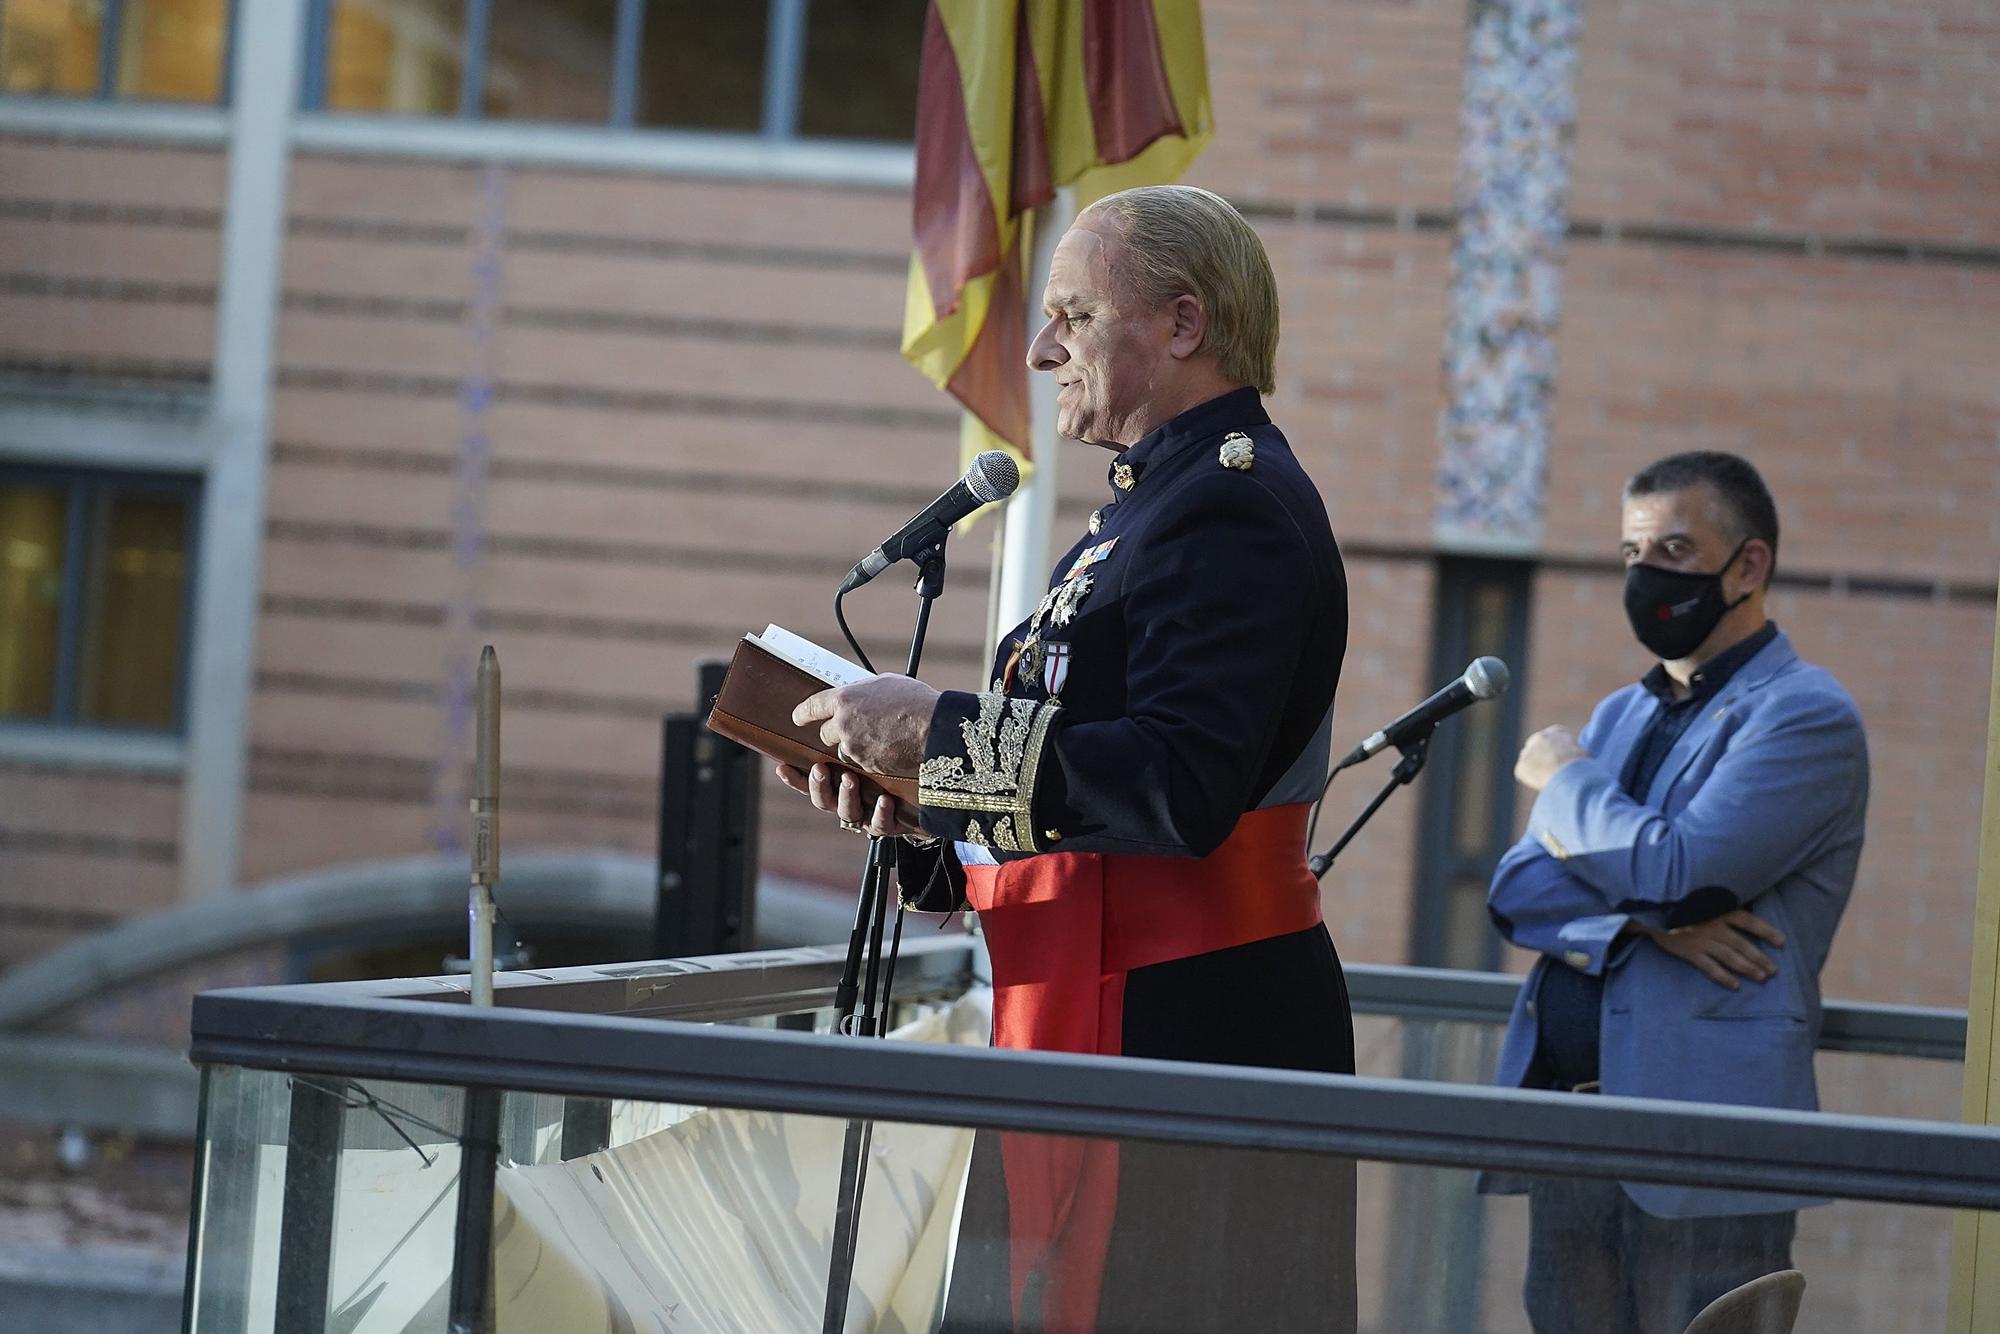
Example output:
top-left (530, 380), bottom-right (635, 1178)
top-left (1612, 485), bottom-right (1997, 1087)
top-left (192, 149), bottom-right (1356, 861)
top-left (1630, 910), bottom-right (1786, 990)
top-left (775, 762), bottom-right (926, 838)
top-left (1515, 725), bottom-right (1588, 792)
top-left (792, 674), bottom-right (939, 778)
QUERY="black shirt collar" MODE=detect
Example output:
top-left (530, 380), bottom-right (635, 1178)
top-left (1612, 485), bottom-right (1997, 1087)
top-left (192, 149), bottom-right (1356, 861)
top-left (1640, 621), bottom-right (1778, 704)
top-left (1106, 386), bottom-right (1267, 495)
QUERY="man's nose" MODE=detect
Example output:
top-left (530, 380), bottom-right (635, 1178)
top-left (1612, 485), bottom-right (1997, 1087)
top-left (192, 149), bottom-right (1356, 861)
top-left (1027, 317), bottom-right (1067, 371)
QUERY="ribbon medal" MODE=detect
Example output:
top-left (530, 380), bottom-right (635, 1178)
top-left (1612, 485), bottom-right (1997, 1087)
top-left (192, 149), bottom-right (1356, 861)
top-left (1063, 537), bottom-right (1119, 582)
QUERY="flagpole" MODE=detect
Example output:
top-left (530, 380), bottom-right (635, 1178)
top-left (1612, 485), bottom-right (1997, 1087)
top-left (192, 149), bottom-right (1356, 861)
top-left (995, 190), bottom-right (1075, 637)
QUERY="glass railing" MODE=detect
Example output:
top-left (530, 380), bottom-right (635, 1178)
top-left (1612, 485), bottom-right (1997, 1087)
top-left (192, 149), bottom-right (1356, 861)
top-left (182, 942), bottom-right (1986, 1333)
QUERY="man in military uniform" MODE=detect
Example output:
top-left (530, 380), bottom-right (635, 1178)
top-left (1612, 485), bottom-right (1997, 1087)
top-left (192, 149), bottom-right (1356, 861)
top-left (780, 184), bottom-right (1354, 1331)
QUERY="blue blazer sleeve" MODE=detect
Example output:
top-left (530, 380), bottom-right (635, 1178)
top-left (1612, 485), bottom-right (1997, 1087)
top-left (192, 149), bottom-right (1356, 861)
top-left (1486, 838), bottom-right (1635, 976)
top-left (1486, 699), bottom-right (1641, 976)
top-left (1527, 684), bottom-right (1867, 917)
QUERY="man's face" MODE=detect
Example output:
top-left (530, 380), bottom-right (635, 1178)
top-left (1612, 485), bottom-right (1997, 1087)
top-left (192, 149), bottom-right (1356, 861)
top-left (1025, 215), bottom-right (1177, 447)
top-left (1620, 484), bottom-right (1756, 597)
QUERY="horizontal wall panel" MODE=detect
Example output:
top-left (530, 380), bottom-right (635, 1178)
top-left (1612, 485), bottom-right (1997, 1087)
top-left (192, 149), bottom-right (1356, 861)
top-left (270, 387), bottom-right (465, 457)
top-left (238, 790), bottom-right (436, 886)
top-left (248, 692), bottom-right (443, 764)
top-left (0, 292), bottom-right (215, 365)
top-left (501, 171), bottom-right (905, 251)
top-left (288, 155), bottom-right (486, 229)
top-left (274, 309), bottom-right (467, 380)
top-left (0, 138), bottom-right (226, 209)
top-left (255, 613), bottom-right (446, 682)
top-left (0, 847), bottom-right (179, 917)
top-left (486, 325), bottom-right (943, 415)
top-left (268, 392), bottom-right (965, 479)
top-left (0, 766), bottom-right (181, 842)
top-left (0, 217), bottom-right (220, 285)
top-left (497, 251), bottom-right (906, 331)
top-left (285, 233), bottom-right (477, 304)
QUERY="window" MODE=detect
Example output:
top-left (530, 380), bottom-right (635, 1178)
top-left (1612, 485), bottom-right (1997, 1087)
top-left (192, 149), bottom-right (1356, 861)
top-left (325, 0), bottom-right (465, 115)
top-left (0, 0), bottom-right (233, 102)
top-left (633, 0), bottom-right (766, 133)
top-left (0, 467), bottom-right (198, 733)
top-left (307, 0), bottom-right (921, 141)
top-left (796, 0), bottom-right (923, 141)
top-left (1408, 557), bottom-right (1533, 972)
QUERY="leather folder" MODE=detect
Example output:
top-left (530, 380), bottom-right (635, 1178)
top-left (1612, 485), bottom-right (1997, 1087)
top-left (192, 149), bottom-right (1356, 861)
top-left (706, 636), bottom-right (921, 807)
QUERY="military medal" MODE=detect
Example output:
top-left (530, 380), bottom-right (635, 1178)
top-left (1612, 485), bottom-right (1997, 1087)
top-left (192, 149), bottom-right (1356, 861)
top-left (1063, 537), bottom-right (1119, 581)
top-left (1048, 572), bottom-right (1093, 626)
top-left (1112, 462), bottom-right (1136, 491)
top-left (1040, 641), bottom-right (1072, 696)
top-left (1088, 508), bottom-right (1103, 535)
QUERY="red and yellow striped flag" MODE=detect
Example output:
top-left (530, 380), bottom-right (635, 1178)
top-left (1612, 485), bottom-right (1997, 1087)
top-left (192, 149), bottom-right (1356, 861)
top-left (901, 1), bottom-right (1212, 470)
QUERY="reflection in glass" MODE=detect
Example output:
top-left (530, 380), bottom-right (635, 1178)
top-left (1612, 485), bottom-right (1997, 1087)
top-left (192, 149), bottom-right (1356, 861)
top-left (484, 0), bottom-right (615, 122)
top-left (0, 0), bottom-right (102, 95)
top-left (114, 0), bottom-right (229, 103)
top-left (635, 0), bottom-right (765, 133)
top-left (0, 485), bottom-right (66, 719)
top-left (328, 0), bottom-right (465, 115)
top-left (76, 492), bottom-right (189, 729)
top-left (797, 0), bottom-right (924, 142)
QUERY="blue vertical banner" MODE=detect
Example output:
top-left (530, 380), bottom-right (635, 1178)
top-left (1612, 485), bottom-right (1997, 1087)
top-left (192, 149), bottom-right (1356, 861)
top-left (1435, 0), bottom-right (1580, 549)
top-left (432, 162), bottom-right (507, 855)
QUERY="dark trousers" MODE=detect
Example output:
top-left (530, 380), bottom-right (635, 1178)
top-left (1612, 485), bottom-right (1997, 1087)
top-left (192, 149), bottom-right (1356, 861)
top-left (1524, 1176), bottom-right (1796, 1334)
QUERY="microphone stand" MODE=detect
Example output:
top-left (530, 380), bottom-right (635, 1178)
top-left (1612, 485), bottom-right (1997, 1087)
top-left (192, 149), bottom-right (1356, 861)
top-left (822, 538), bottom-right (945, 1334)
top-left (1308, 730), bottom-right (1431, 879)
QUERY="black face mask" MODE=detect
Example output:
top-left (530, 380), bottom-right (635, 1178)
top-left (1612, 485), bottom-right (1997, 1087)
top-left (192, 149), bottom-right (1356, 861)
top-left (1623, 540), bottom-right (1751, 661)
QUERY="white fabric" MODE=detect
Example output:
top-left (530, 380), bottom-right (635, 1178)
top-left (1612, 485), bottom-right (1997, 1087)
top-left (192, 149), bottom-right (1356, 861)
top-left (491, 989), bottom-right (992, 1333)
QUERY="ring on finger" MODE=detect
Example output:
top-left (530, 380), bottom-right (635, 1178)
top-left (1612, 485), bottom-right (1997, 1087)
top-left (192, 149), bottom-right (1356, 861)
top-left (838, 818), bottom-right (866, 834)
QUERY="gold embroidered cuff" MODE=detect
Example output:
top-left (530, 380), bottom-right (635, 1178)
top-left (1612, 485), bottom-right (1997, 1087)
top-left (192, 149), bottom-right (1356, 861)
top-left (918, 693), bottom-right (1060, 853)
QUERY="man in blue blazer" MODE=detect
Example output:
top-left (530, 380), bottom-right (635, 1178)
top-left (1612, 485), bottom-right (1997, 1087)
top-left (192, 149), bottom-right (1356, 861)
top-left (1487, 451), bottom-right (1869, 1334)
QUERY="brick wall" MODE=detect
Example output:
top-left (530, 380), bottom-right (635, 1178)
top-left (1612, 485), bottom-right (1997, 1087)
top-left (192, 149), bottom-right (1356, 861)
top-left (2, 0), bottom-right (1995, 1014)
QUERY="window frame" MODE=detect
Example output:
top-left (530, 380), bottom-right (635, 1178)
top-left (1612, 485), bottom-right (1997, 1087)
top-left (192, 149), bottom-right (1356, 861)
top-left (0, 462), bottom-right (203, 737)
top-left (0, 0), bottom-right (242, 105)
top-left (1407, 555), bottom-right (1535, 973)
top-left (298, 0), bottom-right (916, 145)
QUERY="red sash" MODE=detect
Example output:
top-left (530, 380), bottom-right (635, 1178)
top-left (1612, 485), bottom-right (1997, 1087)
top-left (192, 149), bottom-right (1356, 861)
top-left (958, 802), bottom-right (1324, 1330)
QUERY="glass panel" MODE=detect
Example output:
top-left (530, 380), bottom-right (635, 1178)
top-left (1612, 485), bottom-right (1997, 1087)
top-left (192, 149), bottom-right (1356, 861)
top-left (483, 0), bottom-right (614, 122)
top-left (187, 1059), bottom-right (1976, 1333)
top-left (187, 1066), bottom-right (471, 1334)
top-left (114, 0), bottom-right (229, 103)
top-left (634, 0), bottom-right (766, 133)
top-left (76, 489), bottom-right (189, 729)
top-left (0, 484), bottom-right (66, 720)
top-left (797, 0), bottom-right (924, 142)
top-left (0, 0), bottom-right (102, 95)
top-left (327, 0), bottom-right (465, 116)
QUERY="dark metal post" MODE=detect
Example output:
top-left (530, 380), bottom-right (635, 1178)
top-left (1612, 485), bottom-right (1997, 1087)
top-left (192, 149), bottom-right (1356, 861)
top-left (447, 1087), bottom-right (503, 1334)
top-left (273, 1077), bottom-right (344, 1334)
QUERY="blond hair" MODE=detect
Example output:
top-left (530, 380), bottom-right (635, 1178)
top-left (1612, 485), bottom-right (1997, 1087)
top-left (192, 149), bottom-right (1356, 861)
top-left (1084, 185), bottom-right (1280, 394)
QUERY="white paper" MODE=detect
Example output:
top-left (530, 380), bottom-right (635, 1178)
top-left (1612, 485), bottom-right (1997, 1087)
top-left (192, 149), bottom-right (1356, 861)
top-left (748, 623), bottom-right (873, 689)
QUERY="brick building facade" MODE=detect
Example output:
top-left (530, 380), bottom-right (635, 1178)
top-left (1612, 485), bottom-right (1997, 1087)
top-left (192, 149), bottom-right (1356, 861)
top-left (0, 0), bottom-right (1994, 1028)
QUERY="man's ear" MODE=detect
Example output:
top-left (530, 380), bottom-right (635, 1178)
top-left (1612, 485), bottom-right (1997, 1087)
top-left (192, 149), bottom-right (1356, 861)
top-left (1735, 538), bottom-right (1774, 597)
top-left (1166, 294), bottom-right (1206, 359)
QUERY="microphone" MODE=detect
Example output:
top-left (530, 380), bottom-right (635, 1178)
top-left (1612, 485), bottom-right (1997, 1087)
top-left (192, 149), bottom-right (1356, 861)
top-left (1334, 656), bottom-right (1510, 771)
top-left (840, 450), bottom-right (1020, 592)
